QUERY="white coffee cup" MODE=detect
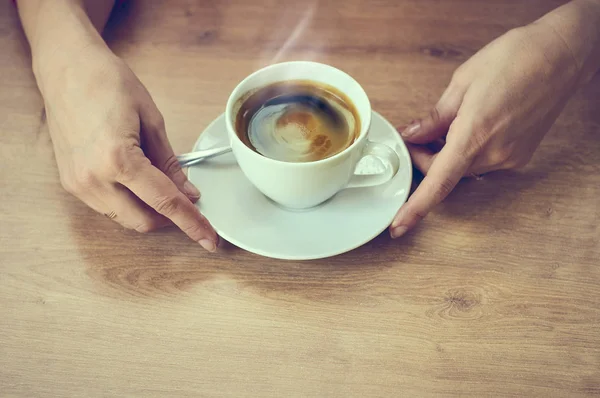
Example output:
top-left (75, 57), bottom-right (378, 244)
top-left (225, 61), bottom-right (399, 210)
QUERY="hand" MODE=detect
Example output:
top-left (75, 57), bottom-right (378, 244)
top-left (40, 43), bottom-right (219, 251)
top-left (390, 21), bottom-right (583, 238)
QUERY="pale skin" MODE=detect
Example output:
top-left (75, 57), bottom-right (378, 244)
top-left (17, 0), bottom-right (219, 252)
top-left (390, 0), bottom-right (600, 238)
top-left (16, 0), bottom-right (600, 249)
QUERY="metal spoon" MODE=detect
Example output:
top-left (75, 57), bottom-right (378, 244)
top-left (177, 146), bottom-right (232, 168)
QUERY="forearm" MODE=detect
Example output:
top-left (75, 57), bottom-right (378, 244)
top-left (16, 0), bottom-right (115, 93)
top-left (535, 0), bottom-right (600, 86)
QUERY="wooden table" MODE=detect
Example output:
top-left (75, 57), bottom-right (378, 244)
top-left (2, 0), bottom-right (599, 396)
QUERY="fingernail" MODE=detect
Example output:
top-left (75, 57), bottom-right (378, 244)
top-left (391, 209), bottom-right (405, 229)
top-left (401, 120), bottom-right (421, 138)
top-left (390, 226), bottom-right (408, 239)
top-left (199, 239), bottom-right (216, 252)
top-left (184, 181), bottom-right (201, 199)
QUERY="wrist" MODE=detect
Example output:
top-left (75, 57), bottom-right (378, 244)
top-left (534, 0), bottom-right (600, 86)
top-left (33, 37), bottom-right (107, 96)
top-left (19, 0), bottom-right (108, 95)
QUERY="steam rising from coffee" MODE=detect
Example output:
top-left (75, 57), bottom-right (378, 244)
top-left (256, 0), bottom-right (321, 67)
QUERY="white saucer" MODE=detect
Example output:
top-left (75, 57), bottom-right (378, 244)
top-left (187, 111), bottom-right (412, 260)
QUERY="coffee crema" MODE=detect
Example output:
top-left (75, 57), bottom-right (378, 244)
top-left (234, 80), bottom-right (360, 163)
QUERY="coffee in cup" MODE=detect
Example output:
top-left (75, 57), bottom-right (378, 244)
top-left (225, 61), bottom-right (399, 210)
top-left (234, 80), bottom-right (360, 163)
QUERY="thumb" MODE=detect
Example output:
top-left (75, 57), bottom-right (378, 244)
top-left (138, 98), bottom-right (201, 202)
top-left (400, 83), bottom-right (464, 145)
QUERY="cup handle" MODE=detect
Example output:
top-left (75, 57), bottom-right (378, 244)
top-left (346, 140), bottom-right (400, 189)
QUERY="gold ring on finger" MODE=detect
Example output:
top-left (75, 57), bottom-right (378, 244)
top-left (104, 211), bottom-right (117, 220)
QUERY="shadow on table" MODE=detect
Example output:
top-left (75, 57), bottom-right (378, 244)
top-left (102, 0), bottom-right (135, 45)
top-left (68, 169), bottom-right (536, 303)
top-left (70, 207), bottom-right (421, 301)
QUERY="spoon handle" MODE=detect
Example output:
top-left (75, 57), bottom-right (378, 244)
top-left (177, 146), bottom-right (232, 168)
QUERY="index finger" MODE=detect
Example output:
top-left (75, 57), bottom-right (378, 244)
top-left (116, 150), bottom-right (218, 251)
top-left (390, 137), bottom-right (473, 238)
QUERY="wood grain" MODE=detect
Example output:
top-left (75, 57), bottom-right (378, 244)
top-left (1, 0), bottom-right (599, 396)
